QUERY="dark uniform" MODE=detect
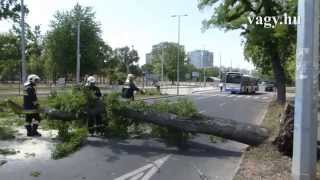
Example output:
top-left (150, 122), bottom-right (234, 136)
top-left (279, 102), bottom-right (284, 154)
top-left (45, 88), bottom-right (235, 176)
top-left (23, 83), bottom-right (41, 136)
top-left (122, 81), bottom-right (140, 101)
top-left (85, 84), bottom-right (104, 135)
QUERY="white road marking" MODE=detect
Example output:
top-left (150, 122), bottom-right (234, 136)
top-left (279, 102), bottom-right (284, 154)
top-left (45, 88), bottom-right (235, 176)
top-left (199, 110), bottom-right (206, 114)
top-left (114, 155), bottom-right (171, 180)
top-left (229, 95), bottom-right (236, 98)
top-left (254, 97), bottom-right (259, 99)
top-left (209, 94), bottom-right (218, 97)
top-left (129, 172), bottom-right (145, 180)
top-left (262, 97), bottom-right (269, 100)
top-left (245, 95), bottom-right (251, 98)
top-left (219, 103), bottom-right (226, 107)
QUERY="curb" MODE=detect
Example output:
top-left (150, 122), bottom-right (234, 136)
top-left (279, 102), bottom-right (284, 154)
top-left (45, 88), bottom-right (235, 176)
top-left (231, 98), bottom-right (274, 180)
top-left (136, 95), bottom-right (185, 101)
top-left (191, 89), bottom-right (217, 94)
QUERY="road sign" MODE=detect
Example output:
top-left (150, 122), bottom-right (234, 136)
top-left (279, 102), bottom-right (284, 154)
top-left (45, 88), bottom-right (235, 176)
top-left (192, 72), bottom-right (199, 77)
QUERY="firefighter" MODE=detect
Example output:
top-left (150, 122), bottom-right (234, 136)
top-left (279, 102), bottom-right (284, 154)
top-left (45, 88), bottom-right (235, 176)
top-left (122, 74), bottom-right (141, 101)
top-left (23, 74), bottom-right (42, 136)
top-left (85, 76), bottom-right (104, 136)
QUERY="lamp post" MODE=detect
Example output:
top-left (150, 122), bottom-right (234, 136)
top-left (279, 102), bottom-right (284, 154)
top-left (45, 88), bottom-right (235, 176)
top-left (172, 14), bottom-right (187, 95)
top-left (292, 0), bottom-right (319, 178)
top-left (20, 0), bottom-right (26, 84)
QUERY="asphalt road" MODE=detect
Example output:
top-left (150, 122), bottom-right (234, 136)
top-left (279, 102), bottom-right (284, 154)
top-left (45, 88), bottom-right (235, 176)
top-left (0, 89), bottom-right (274, 180)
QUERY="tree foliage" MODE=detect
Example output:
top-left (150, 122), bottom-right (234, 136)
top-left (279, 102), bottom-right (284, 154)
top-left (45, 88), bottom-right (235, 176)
top-left (45, 4), bottom-right (107, 80)
top-left (150, 42), bottom-right (186, 83)
top-left (0, 0), bottom-right (25, 21)
top-left (114, 46), bottom-right (140, 74)
top-left (198, 0), bottom-right (298, 104)
top-left (0, 32), bottom-right (20, 81)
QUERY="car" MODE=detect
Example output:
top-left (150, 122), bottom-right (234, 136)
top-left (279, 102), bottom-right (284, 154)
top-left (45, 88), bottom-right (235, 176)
top-left (264, 82), bottom-right (275, 92)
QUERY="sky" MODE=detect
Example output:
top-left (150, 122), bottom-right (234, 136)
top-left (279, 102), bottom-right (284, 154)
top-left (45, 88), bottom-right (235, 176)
top-left (0, 0), bottom-right (255, 70)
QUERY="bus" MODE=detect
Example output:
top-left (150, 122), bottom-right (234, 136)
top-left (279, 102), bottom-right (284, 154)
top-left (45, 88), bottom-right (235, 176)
top-left (223, 72), bottom-right (258, 94)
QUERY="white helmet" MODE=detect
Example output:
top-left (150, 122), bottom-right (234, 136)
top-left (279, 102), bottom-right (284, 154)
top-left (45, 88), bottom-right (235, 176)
top-left (87, 76), bottom-right (96, 84)
top-left (24, 74), bottom-right (40, 86)
top-left (127, 74), bottom-right (134, 79)
top-left (125, 74), bottom-right (134, 84)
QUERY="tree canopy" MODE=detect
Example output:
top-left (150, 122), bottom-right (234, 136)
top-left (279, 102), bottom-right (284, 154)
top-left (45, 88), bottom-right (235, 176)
top-left (198, 0), bottom-right (298, 104)
top-left (45, 4), bottom-right (107, 80)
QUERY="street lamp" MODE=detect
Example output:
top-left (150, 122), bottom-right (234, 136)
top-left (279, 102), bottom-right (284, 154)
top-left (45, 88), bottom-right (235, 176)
top-left (20, 0), bottom-right (26, 84)
top-left (172, 14), bottom-right (187, 95)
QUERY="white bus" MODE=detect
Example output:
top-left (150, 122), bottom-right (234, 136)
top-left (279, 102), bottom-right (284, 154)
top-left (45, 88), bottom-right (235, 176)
top-left (223, 72), bottom-right (258, 94)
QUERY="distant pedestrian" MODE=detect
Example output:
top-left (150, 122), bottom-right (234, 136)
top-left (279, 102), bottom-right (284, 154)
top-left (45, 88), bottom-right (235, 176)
top-left (23, 74), bottom-right (42, 137)
top-left (219, 82), bottom-right (224, 92)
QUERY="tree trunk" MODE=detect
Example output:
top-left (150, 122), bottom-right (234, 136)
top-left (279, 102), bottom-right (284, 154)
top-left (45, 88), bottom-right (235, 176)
top-left (6, 100), bottom-right (270, 146)
top-left (271, 53), bottom-right (286, 104)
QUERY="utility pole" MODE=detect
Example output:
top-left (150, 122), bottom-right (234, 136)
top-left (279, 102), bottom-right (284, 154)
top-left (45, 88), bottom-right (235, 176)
top-left (20, 0), bottom-right (26, 84)
top-left (219, 53), bottom-right (222, 79)
top-left (292, 0), bottom-right (319, 179)
top-left (172, 14), bottom-right (187, 95)
top-left (76, 21), bottom-right (81, 84)
top-left (202, 48), bottom-right (206, 87)
top-left (161, 46), bottom-right (164, 85)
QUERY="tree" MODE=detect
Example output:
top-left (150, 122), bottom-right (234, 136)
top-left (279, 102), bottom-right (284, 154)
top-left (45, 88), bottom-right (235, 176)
top-left (46, 3), bottom-right (106, 81)
top-left (0, 0), bottom-right (25, 21)
top-left (0, 32), bottom-right (20, 81)
top-left (150, 42), bottom-right (186, 84)
top-left (27, 25), bottom-right (45, 79)
top-left (114, 46), bottom-right (139, 74)
top-left (141, 63), bottom-right (154, 74)
top-left (198, 0), bottom-right (297, 104)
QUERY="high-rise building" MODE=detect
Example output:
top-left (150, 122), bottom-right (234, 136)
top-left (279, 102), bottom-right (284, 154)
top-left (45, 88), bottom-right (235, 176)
top-left (145, 53), bottom-right (152, 64)
top-left (188, 50), bottom-right (214, 69)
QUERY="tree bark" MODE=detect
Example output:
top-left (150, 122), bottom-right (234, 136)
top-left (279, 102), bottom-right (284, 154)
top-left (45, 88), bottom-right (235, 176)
top-left (115, 108), bottom-right (269, 146)
top-left (271, 52), bottom-right (286, 104)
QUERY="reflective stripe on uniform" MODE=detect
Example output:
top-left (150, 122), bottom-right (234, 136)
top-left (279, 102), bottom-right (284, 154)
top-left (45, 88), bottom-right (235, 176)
top-left (23, 109), bottom-right (39, 114)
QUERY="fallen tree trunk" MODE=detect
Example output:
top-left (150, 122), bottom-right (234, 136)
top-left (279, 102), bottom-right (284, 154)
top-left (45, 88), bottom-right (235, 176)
top-left (116, 107), bottom-right (269, 146)
top-left (6, 99), bottom-right (269, 146)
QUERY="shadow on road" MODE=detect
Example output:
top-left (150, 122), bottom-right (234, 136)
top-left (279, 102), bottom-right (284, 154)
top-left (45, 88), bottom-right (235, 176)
top-left (85, 137), bottom-right (242, 163)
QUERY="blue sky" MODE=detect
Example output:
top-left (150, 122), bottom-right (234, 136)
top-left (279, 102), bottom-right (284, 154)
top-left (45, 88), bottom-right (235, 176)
top-left (0, 0), bottom-right (254, 70)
